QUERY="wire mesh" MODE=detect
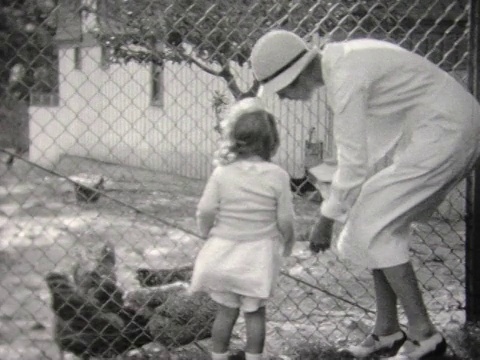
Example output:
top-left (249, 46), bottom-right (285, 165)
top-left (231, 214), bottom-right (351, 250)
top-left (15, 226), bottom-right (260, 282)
top-left (0, 0), bottom-right (477, 359)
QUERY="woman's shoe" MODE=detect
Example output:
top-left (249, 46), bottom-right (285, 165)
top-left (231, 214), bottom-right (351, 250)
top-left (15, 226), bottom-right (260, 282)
top-left (387, 333), bottom-right (447, 359)
top-left (340, 330), bottom-right (406, 358)
top-left (228, 350), bottom-right (246, 360)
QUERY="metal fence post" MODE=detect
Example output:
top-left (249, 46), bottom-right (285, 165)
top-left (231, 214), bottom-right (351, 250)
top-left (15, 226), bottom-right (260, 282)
top-left (466, 0), bottom-right (480, 323)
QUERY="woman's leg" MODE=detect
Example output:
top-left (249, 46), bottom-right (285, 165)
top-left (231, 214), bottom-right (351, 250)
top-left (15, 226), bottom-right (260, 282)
top-left (212, 304), bottom-right (240, 354)
top-left (343, 269), bottom-right (405, 357)
top-left (244, 306), bottom-right (266, 354)
top-left (382, 261), bottom-right (436, 340)
top-left (372, 269), bottom-right (402, 335)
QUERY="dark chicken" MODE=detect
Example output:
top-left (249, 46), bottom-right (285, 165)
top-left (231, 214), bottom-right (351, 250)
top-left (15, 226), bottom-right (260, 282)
top-left (4, 146), bottom-right (27, 170)
top-left (47, 242), bottom-right (150, 359)
top-left (136, 265), bottom-right (193, 287)
top-left (290, 170), bottom-right (318, 195)
top-left (73, 241), bottom-right (122, 313)
top-left (5, 154), bottom-right (14, 169)
top-left (93, 240), bottom-right (117, 281)
top-left (47, 242), bottom-right (216, 358)
top-left (46, 272), bottom-right (152, 360)
top-left (76, 270), bottom-right (124, 314)
top-left (75, 176), bottom-right (105, 203)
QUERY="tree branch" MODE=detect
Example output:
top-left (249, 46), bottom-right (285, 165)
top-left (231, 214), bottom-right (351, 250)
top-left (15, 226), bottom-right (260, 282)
top-left (174, 49), bottom-right (223, 77)
top-left (243, 80), bottom-right (260, 98)
top-left (172, 47), bottom-right (248, 99)
top-left (218, 63), bottom-right (243, 100)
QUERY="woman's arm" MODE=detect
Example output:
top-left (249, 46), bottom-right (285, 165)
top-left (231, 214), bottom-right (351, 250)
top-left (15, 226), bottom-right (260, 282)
top-left (321, 72), bottom-right (369, 222)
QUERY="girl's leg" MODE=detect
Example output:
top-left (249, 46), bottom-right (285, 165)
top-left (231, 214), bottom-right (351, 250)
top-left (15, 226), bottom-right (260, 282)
top-left (244, 306), bottom-right (266, 354)
top-left (372, 269), bottom-right (402, 335)
top-left (212, 304), bottom-right (240, 354)
top-left (382, 261), bottom-right (436, 340)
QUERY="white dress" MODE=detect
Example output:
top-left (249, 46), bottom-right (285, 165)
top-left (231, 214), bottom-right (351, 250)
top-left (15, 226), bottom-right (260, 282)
top-left (189, 235), bottom-right (283, 299)
top-left (319, 39), bottom-right (480, 269)
top-left (189, 160), bottom-right (294, 298)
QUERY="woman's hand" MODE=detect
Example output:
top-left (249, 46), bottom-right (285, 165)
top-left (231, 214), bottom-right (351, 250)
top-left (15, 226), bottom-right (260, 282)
top-left (308, 215), bottom-right (335, 253)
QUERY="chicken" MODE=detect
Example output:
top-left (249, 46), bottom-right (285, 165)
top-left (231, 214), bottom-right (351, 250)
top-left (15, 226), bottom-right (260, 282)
top-left (124, 283), bottom-right (187, 319)
top-left (4, 146), bottom-right (27, 170)
top-left (290, 170), bottom-right (318, 196)
top-left (72, 241), bottom-right (116, 285)
top-left (136, 265), bottom-right (193, 287)
top-left (5, 154), bottom-right (14, 169)
top-left (48, 242), bottom-right (152, 359)
top-left (75, 176), bottom-right (105, 203)
top-left (77, 270), bottom-right (124, 314)
top-left (148, 289), bottom-right (216, 348)
top-left (132, 267), bottom-right (216, 348)
top-left (73, 241), bottom-right (122, 314)
top-left (46, 272), bottom-right (152, 360)
top-left (47, 242), bottom-right (216, 358)
top-left (126, 283), bottom-right (216, 349)
top-left (93, 240), bottom-right (116, 281)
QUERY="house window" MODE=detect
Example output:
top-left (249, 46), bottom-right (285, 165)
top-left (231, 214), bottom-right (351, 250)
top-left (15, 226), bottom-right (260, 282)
top-left (151, 62), bottom-right (164, 107)
top-left (30, 92), bottom-right (60, 107)
top-left (74, 47), bottom-right (82, 70)
top-left (29, 63), bottom-right (59, 106)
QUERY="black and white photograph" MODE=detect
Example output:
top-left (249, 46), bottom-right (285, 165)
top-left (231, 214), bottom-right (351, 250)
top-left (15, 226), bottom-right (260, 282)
top-left (0, 0), bottom-right (479, 359)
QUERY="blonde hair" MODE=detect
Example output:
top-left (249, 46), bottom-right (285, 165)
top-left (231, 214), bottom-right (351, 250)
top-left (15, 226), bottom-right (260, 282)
top-left (213, 98), bottom-right (279, 166)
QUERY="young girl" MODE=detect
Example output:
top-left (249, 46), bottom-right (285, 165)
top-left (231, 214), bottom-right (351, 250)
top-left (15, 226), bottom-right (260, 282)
top-left (189, 98), bottom-right (295, 360)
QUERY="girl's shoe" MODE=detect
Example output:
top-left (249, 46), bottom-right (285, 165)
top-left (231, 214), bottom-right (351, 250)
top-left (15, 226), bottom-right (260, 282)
top-left (341, 330), bottom-right (406, 358)
top-left (387, 333), bottom-right (447, 359)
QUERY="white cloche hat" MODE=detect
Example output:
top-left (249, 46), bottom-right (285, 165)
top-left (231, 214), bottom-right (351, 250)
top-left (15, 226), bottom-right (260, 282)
top-left (250, 30), bottom-right (318, 96)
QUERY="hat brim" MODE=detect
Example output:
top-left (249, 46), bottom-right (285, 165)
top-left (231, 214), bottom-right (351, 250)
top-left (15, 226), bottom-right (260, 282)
top-left (308, 161), bottom-right (337, 183)
top-left (257, 48), bottom-right (318, 97)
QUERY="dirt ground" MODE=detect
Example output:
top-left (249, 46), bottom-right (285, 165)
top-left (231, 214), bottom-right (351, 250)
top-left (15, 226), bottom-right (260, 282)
top-left (0, 155), bottom-right (477, 359)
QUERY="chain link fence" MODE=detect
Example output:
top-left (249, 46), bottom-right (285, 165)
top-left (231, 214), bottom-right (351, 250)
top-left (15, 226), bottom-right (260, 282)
top-left (0, 0), bottom-right (478, 359)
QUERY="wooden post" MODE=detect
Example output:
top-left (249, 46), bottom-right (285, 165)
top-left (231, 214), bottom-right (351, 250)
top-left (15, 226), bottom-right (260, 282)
top-left (465, 0), bottom-right (480, 323)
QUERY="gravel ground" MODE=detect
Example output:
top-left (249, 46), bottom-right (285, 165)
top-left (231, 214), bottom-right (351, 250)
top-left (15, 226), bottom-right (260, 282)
top-left (0, 155), bottom-right (477, 359)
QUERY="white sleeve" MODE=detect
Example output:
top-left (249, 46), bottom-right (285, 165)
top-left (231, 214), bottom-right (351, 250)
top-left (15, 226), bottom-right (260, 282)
top-left (321, 71), bottom-right (369, 222)
top-left (276, 170), bottom-right (295, 246)
top-left (196, 168), bottom-right (221, 237)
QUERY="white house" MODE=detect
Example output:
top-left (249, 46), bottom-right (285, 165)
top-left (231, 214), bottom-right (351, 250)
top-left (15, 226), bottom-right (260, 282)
top-left (28, 0), bottom-right (331, 180)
